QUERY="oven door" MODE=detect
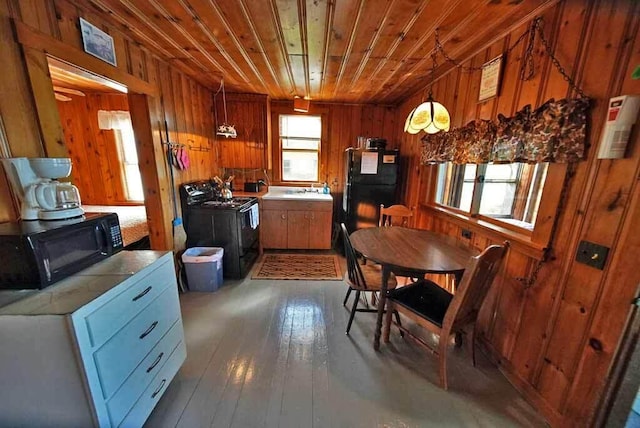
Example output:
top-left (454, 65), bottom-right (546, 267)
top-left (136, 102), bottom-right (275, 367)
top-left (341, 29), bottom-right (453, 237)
top-left (29, 221), bottom-right (113, 287)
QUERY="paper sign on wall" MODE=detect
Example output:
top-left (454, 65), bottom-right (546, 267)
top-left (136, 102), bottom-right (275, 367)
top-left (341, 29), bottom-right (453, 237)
top-left (360, 152), bottom-right (378, 174)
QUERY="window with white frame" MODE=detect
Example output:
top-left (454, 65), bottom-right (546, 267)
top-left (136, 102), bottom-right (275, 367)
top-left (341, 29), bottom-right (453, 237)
top-left (279, 114), bottom-right (321, 182)
top-left (114, 121), bottom-right (144, 202)
top-left (435, 162), bottom-right (548, 230)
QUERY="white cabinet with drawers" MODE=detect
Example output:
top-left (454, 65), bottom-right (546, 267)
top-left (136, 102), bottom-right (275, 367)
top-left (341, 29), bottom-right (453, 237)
top-left (0, 251), bottom-right (186, 427)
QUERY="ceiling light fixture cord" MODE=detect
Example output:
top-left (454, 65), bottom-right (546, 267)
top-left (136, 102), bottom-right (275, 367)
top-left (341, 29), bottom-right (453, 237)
top-left (429, 47), bottom-right (437, 99)
top-left (213, 79), bottom-right (230, 124)
top-left (213, 80), bottom-right (222, 128)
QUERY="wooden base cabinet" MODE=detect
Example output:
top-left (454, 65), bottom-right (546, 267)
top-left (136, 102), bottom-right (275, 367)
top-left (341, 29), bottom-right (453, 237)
top-left (0, 251), bottom-right (185, 427)
top-left (262, 200), bottom-right (332, 249)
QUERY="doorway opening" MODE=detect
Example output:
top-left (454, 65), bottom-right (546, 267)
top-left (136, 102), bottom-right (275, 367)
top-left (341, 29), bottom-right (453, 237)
top-left (48, 57), bottom-right (150, 249)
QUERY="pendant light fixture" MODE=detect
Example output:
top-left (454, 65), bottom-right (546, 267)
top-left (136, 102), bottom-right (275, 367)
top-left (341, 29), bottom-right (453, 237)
top-left (404, 35), bottom-right (450, 135)
top-left (214, 79), bottom-right (237, 138)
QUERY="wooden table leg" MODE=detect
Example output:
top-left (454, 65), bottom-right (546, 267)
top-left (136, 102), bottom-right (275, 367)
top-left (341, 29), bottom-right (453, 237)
top-left (374, 265), bottom-right (390, 350)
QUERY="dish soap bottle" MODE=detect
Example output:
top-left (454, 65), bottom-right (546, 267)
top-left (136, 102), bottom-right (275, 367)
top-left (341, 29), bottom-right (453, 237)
top-left (323, 182), bottom-right (330, 194)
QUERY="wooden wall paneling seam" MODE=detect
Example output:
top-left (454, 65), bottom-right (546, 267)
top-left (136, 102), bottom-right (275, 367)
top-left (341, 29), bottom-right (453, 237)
top-left (0, 4), bottom-right (43, 160)
top-left (528, 0), bottom-right (598, 388)
top-left (128, 93), bottom-right (171, 250)
top-left (562, 143), bottom-right (640, 421)
top-left (53, 0), bottom-right (83, 48)
top-left (296, 0), bottom-right (310, 97)
top-left (360, 0), bottom-right (434, 99)
top-left (236, 0), bottom-right (289, 98)
top-left (170, 0), bottom-right (268, 93)
top-left (342, 0), bottom-right (392, 86)
top-left (74, 0), bottom-right (196, 74)
top-left (369, 0), bottom-right (465, 102)
top-left (145, 0), bottom-right (255, 92)
top-left (96, 0), bottom-right (221, 86)
top-left (269, 0), bottom-right (301, 97)
top-left (14, 0), bottom-right (57, 37)
top-left (390, 0), bottom-right (559, 100)
top-left (479, 339), bottom-right (565, 425)
top-left (22, 46), bottom-right (69, 159)
top-left (317, 0), bottom-right (334, 99)
top-left (566, 134), bottom-right (640, 424)
top-left (14, 20), bottom-right (158, 96)
top-left (555, 4), bottom-right (640, 414)
top-left (330, 0), bottom-right (365, 98)
top-left (531, 0), bottom-right (630, 397)
top-left (507, 0), bottom-right (593, 386)
top-left (535, 2), bottom-right (564, 106)
top-left (385, 0), bottom-right (558, 104)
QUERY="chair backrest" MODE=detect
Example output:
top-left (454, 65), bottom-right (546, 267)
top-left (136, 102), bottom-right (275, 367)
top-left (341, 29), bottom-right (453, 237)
top-left (443, 241), bottom-right (510, 331)
top-left (379, 204), bottom-right (413, 227)
top-left (340, 223), bottom-right (368, 290)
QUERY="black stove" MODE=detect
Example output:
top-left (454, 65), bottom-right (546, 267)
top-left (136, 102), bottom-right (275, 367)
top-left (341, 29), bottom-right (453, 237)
top-left (201, 197), bottom-right (256, 209)
top-left (180, 181), bottom-right (259, 280)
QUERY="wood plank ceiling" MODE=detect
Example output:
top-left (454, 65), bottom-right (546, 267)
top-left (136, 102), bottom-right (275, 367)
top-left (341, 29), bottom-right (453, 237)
top-left (81, 0), bottom-right (558, 104)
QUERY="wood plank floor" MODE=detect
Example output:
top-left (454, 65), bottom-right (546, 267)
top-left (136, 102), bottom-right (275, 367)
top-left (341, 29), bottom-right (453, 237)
top-left (146, 277), bottom-right (546, 427)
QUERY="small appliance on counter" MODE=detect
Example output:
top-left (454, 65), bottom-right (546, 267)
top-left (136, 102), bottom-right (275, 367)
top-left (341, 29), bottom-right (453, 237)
top-left (243, 179), bottom-right (267, 193)
top-left (1, 157), bottom-right (84, 221)
top-left (0, 213), bottom-right (123, 289)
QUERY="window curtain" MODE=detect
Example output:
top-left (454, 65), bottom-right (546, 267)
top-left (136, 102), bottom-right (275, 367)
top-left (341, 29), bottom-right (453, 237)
top-left (97, 110), bottom-right (132, 131)
top-left (420, 97), bottom-right (590, 165)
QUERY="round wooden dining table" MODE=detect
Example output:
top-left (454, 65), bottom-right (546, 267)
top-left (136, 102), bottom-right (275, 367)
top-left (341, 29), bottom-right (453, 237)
top-left (349, 227), bottom-right (476, 350)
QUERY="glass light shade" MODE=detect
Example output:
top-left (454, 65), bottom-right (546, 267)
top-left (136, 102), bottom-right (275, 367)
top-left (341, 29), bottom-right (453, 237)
top-left (404, 108), bottom-right (422, 134)
top-left (404, 100), bottom-right (451, 134)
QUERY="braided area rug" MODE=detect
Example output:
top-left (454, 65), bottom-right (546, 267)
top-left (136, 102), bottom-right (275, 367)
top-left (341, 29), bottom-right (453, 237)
top-left (252, 254), bottom-right (342, 280)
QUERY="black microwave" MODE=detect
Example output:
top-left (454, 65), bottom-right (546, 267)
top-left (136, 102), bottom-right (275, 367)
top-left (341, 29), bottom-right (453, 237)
top-left (0, 213), bottom-right (124, 289)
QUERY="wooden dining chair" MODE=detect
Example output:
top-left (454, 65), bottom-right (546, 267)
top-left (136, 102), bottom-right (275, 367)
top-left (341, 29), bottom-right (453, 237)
top-left (379, 204), bottom-right (413, 227)
top-left (379, 204), bottom-right (421, 285)
top-left (383, 241), bottom-right (509, 389)
top-left (341, 223), bottom-right (403, 335)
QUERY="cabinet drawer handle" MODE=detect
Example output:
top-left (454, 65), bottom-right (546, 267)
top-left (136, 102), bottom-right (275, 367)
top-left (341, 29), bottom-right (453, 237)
top-left (146, 352), bottom-right (164, 373)
top-left (132, 286), bottom-right (152, 302)
top-left (139, 321), bottom-right (158, 339)
top-left (151, 379), bottom-right (167, 398)
top-left (281, 214), bottom-right (286, 219)
top-left (311, 214), bottom-right (315, 220)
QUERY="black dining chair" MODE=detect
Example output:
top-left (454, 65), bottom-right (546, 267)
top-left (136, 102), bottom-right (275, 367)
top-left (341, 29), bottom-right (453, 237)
top-left (383, 241), bottom-right (509, 389)
top-left (341, 223), bottom-right (403, 335)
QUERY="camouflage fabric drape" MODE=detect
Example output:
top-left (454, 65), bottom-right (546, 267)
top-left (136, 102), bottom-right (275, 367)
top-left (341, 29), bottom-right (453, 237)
top-left (420, 97), bottom-right (590, 164)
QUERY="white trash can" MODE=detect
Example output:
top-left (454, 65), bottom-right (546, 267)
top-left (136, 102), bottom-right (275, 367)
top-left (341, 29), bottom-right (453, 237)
top-left (181, 247), bottom-right (224, 292)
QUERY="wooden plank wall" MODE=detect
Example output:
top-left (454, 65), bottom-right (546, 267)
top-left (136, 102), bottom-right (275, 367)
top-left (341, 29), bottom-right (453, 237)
top-left (395, 0), bottom-right (640, 425)
top-left (56, 93), bottom-right (130, 205)
top-left (271, 100), bottom-right (397, 219)
top-left (215, 93), bottom-right (270, 172)
top-left (0, 0), bottom-right (219, 249)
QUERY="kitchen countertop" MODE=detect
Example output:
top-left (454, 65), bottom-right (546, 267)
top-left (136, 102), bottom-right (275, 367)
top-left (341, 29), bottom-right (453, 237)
top-left (0, 250), bottom-right (171, 315)
top-left (262, 186), bottom-right (333, 202)
top-left (232, 189), bottom-right (269, 198)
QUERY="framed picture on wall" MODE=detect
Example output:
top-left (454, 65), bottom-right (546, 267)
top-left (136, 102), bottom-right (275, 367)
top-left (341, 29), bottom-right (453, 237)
top-left (79, 18), bottom-right (117, 67)
top-left (478, 55), bottom-right (503, 102)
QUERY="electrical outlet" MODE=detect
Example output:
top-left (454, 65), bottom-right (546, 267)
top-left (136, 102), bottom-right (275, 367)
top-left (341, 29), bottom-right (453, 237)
top-left (461, 229), bottom-right (472, 239)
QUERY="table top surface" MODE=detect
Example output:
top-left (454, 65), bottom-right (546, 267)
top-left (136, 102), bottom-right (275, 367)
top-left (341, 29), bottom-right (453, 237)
top-left (349, 227), bottom-right (476, 274)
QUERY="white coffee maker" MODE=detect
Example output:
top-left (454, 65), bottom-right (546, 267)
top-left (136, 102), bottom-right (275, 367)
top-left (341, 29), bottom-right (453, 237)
top-left (1, 157), bottom-right (84, 221)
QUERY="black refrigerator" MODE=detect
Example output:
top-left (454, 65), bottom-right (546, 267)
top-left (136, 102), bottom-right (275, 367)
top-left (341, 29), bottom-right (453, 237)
top-left (342, 147), bottom-right (400, 232)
